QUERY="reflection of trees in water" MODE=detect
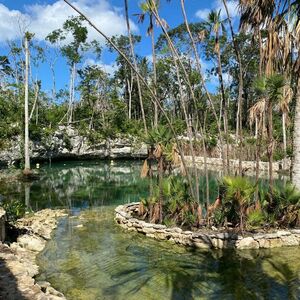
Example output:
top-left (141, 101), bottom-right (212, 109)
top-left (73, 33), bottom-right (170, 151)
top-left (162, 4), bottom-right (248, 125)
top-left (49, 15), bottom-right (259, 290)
top-left (0, 161), bottom-right (148, 210)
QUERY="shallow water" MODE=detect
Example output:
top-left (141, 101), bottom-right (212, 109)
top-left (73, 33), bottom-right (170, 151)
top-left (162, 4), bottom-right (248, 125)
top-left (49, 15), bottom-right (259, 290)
top-left (1, 160), bottom-right (299, 299)
top-left (37, 206), bottom-right (300, 300)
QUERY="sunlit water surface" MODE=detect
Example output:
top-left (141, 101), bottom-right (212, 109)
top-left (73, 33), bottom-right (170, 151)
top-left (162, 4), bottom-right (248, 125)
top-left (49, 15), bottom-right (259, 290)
top-left (0, 160), bottom-right (299, 299)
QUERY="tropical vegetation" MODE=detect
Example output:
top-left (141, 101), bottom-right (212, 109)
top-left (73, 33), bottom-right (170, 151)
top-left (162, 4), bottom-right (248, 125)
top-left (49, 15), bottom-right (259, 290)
top-left (0, 0), bottom-right (300, 230)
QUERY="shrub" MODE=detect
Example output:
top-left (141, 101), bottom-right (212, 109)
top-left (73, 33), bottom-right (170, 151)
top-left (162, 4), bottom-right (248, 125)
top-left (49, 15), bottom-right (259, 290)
top-left (2, 199), bottom-right (26, 222)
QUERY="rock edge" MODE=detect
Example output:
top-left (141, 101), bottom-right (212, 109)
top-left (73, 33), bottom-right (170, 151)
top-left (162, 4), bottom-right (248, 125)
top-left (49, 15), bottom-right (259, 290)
top-left (0, 208), bottom-right (68, 300)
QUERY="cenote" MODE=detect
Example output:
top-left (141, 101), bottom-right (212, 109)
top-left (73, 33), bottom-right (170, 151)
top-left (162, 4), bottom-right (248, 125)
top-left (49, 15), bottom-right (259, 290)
top-left (1, 160), bottom-right (299, 299)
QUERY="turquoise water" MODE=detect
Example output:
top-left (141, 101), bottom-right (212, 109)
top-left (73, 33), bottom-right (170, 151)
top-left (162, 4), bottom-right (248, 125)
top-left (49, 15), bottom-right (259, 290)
top-left (0, 160), bottom-right (299, 299)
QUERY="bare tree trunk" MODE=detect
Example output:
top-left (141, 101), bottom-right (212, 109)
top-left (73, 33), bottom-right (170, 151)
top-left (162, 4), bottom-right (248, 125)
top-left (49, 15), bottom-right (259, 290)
top-left (150, 15), bottom-right (158, 128)
top-left (29, 80), bottom-right (39, 121)
top-left (127, 72), bottom-right (133, 120)
top-left (68, 62), bottom-right (76, 124)
top-left (24, 35), bottom-right (31, 174)
top-left (124, 0), bottom-right (148, 134)
top-left (50, 60), bottom-right (57, 101)
top-left (292, 78), bottom-right (300, 188)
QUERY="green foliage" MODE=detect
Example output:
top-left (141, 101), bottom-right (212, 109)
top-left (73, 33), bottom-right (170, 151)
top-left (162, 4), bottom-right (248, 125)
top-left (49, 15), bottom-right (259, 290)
top-left (270, 184), bottom-right (300, 227)
top-left (2, 199), bottom-right (26, 222)
top-left (205, 136), bottom-right (218, 151)
top-left (144, 125), bottom-right (173, 146)
top-left (247, 210), bottom-right (265, 227)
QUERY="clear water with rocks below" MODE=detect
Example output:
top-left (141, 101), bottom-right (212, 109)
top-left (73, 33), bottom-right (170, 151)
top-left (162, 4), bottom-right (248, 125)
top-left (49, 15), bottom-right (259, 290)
top-left (1, 160), bottom-right (299, 299)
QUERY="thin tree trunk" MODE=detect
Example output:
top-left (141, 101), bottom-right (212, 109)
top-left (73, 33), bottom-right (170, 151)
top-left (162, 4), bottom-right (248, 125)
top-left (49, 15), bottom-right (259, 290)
top-left (124, 0), bottom-right (148, 134)
top-left (216, 31), bottom-right (230, 174)
top-left (267, 101), bottom-right (274, 192)
top-left (282, 111), bottom-right (287, 169)
top-left (150, 15), bottom-right (158, 128)
top-left (127, 72), bottom-right (133, 120)
top-left (29, 81), bottom-right (39, 121)
top-left (292, 78), bottom-right (300, 188)
top-left (222, 0), bottom-right (244, 175)
top-left (50, 60), bottom-right (57, 100)
top-left (24, 35), bottom-right (30, 174)
top-left (68, 62), bottom-right (76, 124)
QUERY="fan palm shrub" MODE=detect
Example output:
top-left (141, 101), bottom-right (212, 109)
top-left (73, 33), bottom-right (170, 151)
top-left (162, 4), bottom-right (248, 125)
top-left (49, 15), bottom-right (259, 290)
top-left (220, 176), bottom-right (255, 230)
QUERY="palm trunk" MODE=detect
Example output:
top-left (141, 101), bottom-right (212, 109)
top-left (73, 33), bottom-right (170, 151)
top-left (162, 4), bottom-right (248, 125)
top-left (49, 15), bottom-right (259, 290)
top-left (23, 35), bottom-right (30, 175)
top-left (282, 112), bottom-right (287, 169)
top-left (216, 31), bottom-right (230, 173)
top-left (292, 78), bottom-right (300, 189)
top-left (124, 0), bottom-right (148, 134)
top-left (267, 100), bottom-right (274, 192)
top-left (222, 0), bottom-right (244, 175)
top-left (151, 16), bottom-right (158, 128)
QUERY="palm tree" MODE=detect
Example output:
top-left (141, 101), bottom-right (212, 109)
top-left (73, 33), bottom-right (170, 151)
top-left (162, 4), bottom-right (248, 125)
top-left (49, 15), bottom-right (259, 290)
top-left (279, 85), bottom-right (292, 168)
top-left (137, 1), bottom-right (159, 128)
top-left (124, 0), bottom-right (148, 134)
top-left (204, 10), bottom-right (230, 172)
top-left (222, 0), bottom-right (244, 174)
top-left (254, 75), bottom-right (285, 192)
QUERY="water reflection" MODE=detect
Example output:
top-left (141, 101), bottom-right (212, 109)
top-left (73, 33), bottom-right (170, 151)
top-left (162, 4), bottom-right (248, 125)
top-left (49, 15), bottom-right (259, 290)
top-left (0, 161), bottom-right (149, 210)
top-left (0, 160), bottom-right (288, 211)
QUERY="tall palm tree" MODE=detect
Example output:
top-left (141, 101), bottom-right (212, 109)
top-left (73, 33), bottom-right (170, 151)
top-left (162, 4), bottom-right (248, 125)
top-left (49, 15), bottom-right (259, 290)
top-left (222, 0), bottom-right (244, 174)
top-left (204, 10), bottom-right (230, 172)
top-left (137, 1), bottom-right (159, 128)
top-left (254, 75), bottom-right (285, 192)
top-left (124, 0), bottom-right (148, 134)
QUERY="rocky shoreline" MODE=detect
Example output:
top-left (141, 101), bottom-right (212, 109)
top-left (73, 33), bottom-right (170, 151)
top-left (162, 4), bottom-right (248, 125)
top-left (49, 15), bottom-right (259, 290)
top-left (0, 126), bottom-right (148, 167)
top-left (115, 203), bottom-right (300, 250)
top-left (0, 209), bottom-right (68, 300)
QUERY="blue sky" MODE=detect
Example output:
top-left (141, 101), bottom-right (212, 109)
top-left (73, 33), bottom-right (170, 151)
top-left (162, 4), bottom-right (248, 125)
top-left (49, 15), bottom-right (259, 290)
top-left (0, 0), bottom-right (239, 96)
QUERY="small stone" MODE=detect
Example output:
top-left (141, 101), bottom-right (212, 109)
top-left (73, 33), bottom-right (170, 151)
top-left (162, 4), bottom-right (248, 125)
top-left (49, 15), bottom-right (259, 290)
top-left (17, 235), bottom-right (45, 252)
top-left (211, 238), bottom-right (224, 249)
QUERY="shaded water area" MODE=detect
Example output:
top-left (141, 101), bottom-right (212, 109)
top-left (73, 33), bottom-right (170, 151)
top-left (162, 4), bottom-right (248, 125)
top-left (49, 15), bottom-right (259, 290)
top-left (0, 160), bottom-right (299, 299)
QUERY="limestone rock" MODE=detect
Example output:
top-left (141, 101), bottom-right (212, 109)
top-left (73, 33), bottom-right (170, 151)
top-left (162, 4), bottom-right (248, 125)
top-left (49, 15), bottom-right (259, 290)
top-left (237, 237), bottom-right (259, 250)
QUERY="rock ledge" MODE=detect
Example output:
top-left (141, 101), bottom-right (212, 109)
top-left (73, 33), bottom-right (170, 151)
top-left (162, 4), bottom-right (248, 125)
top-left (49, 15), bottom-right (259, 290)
top-left (0, 209), bottom-right (68, 300)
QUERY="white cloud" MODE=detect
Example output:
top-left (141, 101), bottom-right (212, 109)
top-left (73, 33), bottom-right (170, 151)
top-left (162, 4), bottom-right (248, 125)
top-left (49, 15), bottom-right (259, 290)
top-left (84, 58), bottom-right (117, 76)
top-left (0, 4), bottom-right (25, 41)
top-left (0, 0), bottom-right (138, 44)
top-left (195, 8), bottom-right (211, 20)
top-left (196, 0), bottom-right (239, 21)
